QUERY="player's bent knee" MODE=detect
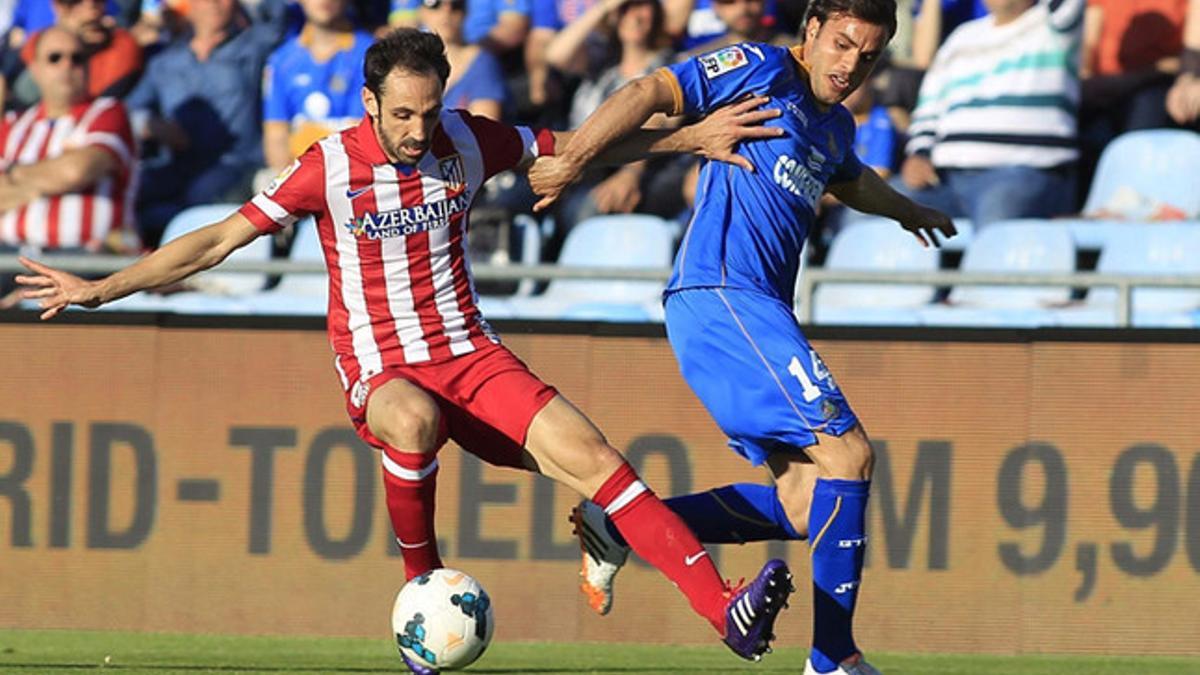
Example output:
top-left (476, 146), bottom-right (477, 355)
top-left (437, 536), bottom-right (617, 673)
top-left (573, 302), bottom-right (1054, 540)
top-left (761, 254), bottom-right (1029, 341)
top-left (805, 425), bottom-right (874, 480)
top-left (367, 389), bottom-right (443, 453)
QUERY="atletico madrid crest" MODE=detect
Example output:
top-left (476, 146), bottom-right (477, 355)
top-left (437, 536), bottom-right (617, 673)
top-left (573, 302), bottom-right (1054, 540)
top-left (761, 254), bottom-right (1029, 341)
top-left (439, 155), bottom-right (466, 193)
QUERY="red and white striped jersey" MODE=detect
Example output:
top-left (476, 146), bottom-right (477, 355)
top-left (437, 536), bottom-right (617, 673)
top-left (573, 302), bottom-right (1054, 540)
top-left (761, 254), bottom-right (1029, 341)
top-left (239, 111), bottom-right (554, 374)
top-left (0, 98), bottom-right (136, 250)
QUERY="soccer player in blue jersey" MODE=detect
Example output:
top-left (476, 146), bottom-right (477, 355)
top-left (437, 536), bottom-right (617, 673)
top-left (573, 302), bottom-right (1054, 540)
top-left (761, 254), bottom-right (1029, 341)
top-left (529, 1), bottom-right (954, 673)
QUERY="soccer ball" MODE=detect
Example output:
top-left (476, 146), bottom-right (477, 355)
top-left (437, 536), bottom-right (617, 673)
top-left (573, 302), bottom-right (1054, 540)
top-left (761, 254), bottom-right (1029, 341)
top-left (391, 568), bottom-right (494, 671)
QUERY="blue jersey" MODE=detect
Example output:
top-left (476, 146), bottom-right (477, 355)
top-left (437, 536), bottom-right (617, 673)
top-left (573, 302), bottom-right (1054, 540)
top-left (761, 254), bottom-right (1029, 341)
top-left (658, 43), bottom-right (863, 305)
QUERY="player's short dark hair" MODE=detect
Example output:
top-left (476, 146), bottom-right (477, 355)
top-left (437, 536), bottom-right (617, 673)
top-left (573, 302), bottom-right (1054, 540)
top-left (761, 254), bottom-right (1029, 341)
top-left (804, 0), bottom-right (898, 40)
top-left (364, 28), bottom-right (451, 96)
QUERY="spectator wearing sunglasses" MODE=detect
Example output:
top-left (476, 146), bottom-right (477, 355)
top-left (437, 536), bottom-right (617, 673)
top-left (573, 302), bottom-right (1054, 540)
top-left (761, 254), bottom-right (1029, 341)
top-left (11, 0), bottom-right (143, 108)
top-left (261, 0), bottom-right (371, 174)
top-left (0, 27), bottom-right (137, 304)
top-left (421, 0), bottom-right (508, 119)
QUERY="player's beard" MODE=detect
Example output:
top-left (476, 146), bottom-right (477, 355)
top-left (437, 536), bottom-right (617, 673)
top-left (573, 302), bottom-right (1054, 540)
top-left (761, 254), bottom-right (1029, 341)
top-left (375, 118), bottom-right (430, 166)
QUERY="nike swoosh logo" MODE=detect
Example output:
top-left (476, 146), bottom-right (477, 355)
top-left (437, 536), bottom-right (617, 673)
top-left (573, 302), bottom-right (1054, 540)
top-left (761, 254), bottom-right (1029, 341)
top-left (345, 185), bottom-right (374, 199)
top-left (684, 551), bottom-right (708, 566)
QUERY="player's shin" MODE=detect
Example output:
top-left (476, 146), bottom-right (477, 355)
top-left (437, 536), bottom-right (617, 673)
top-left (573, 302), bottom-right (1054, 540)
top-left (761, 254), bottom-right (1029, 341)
top-left (590, 461), bottom-right (728, 632)
top-left (380, 446), bottom-right (444, 580)
top-left (808, 478), bottom-right (870, 672)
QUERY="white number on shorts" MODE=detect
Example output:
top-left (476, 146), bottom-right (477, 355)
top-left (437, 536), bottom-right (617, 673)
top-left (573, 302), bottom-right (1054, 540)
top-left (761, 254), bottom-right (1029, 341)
top-left (788, 355), bottom-right (821, 402)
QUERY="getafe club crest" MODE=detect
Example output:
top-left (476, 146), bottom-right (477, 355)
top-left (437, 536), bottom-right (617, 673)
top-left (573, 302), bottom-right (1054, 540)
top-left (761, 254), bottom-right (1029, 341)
top-left (439, 155), bottom-right (466, 193)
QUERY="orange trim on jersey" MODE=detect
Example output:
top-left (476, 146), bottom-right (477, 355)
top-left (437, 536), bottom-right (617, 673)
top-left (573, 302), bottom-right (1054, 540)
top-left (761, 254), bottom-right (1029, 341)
top-left (789, 45), bottom-right (810, 71)
top-left (654, 68), bottom-right (685, 117)
top-left (297, 25), bottom-right (356, 52)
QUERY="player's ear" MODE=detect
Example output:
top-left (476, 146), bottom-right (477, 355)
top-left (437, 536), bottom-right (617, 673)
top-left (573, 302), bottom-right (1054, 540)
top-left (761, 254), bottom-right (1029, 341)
top-left (805, 15), bottom-right (821, 43)
top-left (362, 86), bottom-right (377, 120)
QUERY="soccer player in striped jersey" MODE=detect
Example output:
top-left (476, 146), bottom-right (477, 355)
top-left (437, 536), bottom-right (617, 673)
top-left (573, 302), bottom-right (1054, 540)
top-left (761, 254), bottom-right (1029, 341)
top-left (19, 28), bottom-right (796, 672)
top-left (529, 1), bottom-right (955, 673)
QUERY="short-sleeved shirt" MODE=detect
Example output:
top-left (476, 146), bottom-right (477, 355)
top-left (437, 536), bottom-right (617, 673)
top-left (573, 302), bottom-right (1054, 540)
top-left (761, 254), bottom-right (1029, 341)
top-left (444, 50), bottom-right (510, 112)
top-left (263, 27), bottom-right (372, 157)
top-left (656, 43), bottom-right (862, 304)
top-left (855, 105), bottom-right (897, 173)
top-left (0, 98), bottom-right (136, 250)
top-left (239, 113), bottom-right (554, 373)
top-left (125, 22), bottom-right (280, 169)
top-left (1088, 0), bottom-right (1187, 76)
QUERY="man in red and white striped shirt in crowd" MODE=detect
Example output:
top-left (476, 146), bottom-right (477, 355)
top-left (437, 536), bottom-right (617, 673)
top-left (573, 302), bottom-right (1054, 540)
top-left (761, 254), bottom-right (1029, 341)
top-left (0, 27), bottom-right (135, 253)
top-left (18, 29), bottom-right (794, 670)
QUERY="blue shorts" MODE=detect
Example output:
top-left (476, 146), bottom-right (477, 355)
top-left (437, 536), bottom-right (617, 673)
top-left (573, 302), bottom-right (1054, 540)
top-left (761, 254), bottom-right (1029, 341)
top-left (664, 287), bottom-right (859, 466)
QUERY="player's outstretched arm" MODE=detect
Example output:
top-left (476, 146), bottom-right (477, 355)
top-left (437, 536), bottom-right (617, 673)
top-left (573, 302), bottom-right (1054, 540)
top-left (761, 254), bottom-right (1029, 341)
top-left (531, 74), bottom-right (677, 211)
top-left (828, 166), bottom-right (957, 248)
top-left (530, 96), bottom-right (783, 195)
top-left (17, 213), bottom-right (261, 320)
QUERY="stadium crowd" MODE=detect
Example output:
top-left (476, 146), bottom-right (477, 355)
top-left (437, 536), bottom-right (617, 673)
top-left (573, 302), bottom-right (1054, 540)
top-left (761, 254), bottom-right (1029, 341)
top-left (0, 0), bottom-right (1198, 309)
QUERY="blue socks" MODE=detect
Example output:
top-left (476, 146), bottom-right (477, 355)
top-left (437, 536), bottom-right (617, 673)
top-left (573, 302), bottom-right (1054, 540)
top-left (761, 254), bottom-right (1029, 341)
top-left (602, 483), bottom-right (804, 547)
top-left (808, 478), bottom-right (870, 673)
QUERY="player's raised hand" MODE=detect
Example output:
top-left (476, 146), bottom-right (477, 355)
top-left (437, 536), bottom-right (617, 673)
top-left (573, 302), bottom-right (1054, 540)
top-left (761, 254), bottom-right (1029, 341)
top-left (15, 256), bottom-right (104, 320)
top-left (691, 96), bottom-right (784, 171)
top-left (900, 205), bottom-right (956, 248)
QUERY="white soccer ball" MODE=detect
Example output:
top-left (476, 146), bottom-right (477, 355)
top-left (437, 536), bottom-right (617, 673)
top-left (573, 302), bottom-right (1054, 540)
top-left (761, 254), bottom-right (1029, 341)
top-left (391, 568), bottom-right (494, 671)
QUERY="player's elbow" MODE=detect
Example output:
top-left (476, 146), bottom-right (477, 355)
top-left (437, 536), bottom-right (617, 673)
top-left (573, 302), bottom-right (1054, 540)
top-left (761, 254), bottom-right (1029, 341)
top-left (623, 75), bottom-right (674, 116)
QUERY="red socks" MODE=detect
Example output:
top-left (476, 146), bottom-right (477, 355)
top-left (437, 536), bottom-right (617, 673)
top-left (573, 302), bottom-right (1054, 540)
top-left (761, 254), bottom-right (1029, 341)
top-left (592, 462), bottom-right (729, 633)
top-left (380, 447), bottom-right (442, 580)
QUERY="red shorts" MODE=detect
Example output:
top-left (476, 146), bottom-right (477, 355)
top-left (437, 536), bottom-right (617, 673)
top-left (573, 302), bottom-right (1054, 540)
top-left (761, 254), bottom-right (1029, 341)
top-left (338, 344), bottom-right (558, 469)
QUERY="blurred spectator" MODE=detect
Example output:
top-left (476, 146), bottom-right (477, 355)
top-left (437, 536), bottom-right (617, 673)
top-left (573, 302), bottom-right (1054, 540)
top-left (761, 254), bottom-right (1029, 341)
top-left (126, 0), bottom-right (283, 246)
top-left (525, 0), bottom-right (601, 117)
top-left (261, 0), bottom-right (370, 173)
top-left (667, 0), bottom-right (780, 50)
top-left (1167, 0), bottom-right (1200, 124)
top-left (422, 0), bottom-right (507, 118)
top-left (0, 27), bottom-right (136, 304)
top-left (899, 0), bottom-right (1083, 227)
top-left (11, 0), bottom-right (143, 107)
top-left (1080, 0), bottom-right (1188, 181)
top-left (679, 0), bottom-right (789, 58)
top-left (547, 0), bottom-right (678, 244)
top-left (392, 0), bottom-right (529, 56)
top-left (910, 0), bottom-right (985, 67)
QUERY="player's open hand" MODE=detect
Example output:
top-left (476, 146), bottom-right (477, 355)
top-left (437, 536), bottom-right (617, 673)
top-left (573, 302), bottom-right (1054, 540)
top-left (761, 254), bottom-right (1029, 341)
top-left (691, 96), bottom-right (784, 171)
top-left (529, 156), bottom-right (582, 213)
top-left (15, 256), bottom-right (103, 320)
top-left (901, 205), bottom-right (956, 248)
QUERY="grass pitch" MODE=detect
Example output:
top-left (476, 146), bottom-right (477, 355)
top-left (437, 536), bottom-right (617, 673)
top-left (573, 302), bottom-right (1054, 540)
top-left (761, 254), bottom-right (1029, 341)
top-left (0, 630), bottom-right (1196, 674)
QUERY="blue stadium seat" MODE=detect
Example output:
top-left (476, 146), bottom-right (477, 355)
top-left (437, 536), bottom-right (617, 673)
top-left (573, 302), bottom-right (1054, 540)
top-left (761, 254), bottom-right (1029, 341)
top-left (812, 217), bottom-right (938, 325)
top-left (920, 220), bottom-right (1073, 327)
top-left (1084, 129), bottom-right (1200, 220)
top-left (1055, 222), bottom-right (1200, 327)
top-left (242, 217), bottom-right (326, 316)
top-left (507, 214), bottom-right (674, 322)
top-left (99, 203), bottom-right (266, 313)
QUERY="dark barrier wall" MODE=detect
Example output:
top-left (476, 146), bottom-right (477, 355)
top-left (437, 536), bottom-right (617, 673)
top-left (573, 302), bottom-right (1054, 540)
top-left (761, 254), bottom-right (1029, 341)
top-left (1, 319), bottom-right (1198, 654)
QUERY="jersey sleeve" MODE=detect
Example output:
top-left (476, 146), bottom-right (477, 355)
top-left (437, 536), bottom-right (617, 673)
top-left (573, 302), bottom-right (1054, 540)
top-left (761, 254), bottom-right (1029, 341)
top-left (656, 43), bottom-right (782, 117)
top-left (458, 110), bottom-right (555, 179)
top-left (79, 99), bottom-right (136, 176)
top-left (239, 144), bottom-right (326, 234)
